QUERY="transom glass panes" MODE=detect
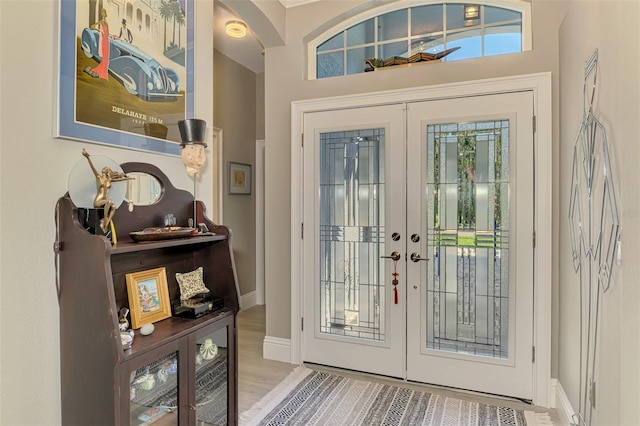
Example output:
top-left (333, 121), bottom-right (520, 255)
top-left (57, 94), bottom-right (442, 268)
top-left (378, 9), bottom-right (408, 41)
top-left (347, 18), bottom-right (375, 47)
top-left (485, 6), bottom-right (521, 24)
top-left (447, 29), bottom-right (482, 60)
top-left (319, 129), bottom-right (386, 341)
top-left (314, 2), bottom-right (525, 79)
top-left (317, 51), bottom-right (344, 79)
top-left (425, 119), bottom-right (510, 359)
top-left (318, 32), bottom-right (343, 52)
top-left (379, 41), bottom-right (409, 60)
top-left (485, 24), bottom-right (522, 56)
top-left (445, 3), bottom-right (467, 31)
top-left (347, 46), bottom-right (375, 75)
top-left (411, 36), bottom-right (445, 55)
top-left (411, 4), bottom-right (444, 35)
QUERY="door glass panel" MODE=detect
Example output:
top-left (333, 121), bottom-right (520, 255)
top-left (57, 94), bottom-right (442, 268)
top-left (319, 129), bottom-right (386, 341)
top-left (129, 351), bottom-right (179, 425)
top-left (195, 327), bottom-right (228, 425)
top-left (426, 119), bottom-right (510, 359)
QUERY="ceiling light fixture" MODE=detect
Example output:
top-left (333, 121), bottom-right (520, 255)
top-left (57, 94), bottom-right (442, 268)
top-left (225, 21), bottom-right (247, 39)
top-left (464, 5), bottom-right (479, 19)
top-left (463, 5), bottom-right (480, 27)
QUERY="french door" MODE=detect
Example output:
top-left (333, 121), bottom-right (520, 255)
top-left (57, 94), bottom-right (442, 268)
top-left (301, 91), bottom-right (534, 400)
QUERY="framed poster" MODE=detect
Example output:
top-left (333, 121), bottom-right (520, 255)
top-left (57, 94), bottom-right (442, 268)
top-left (228, 162), bottom-right (251, 195)
top-left (56, 0), bottom-right (195, 156)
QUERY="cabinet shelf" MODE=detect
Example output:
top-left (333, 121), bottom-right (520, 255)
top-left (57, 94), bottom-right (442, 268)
top-left (123, 309), bottom-right (234, 361)
top-left (56, 162), bottom-right (240, 425)
top-left (111, 234), bottom-right (228, 254)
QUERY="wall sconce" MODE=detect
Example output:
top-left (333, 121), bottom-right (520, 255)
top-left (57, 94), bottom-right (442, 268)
top-left (225, 21), bottom-right (247, 39)
top-left (464, 4), bottom-right (479, 26)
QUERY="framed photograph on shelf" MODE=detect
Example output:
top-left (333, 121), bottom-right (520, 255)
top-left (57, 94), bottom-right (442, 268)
top-left (125, 267), bottom-right (172, 329)
top-left (56, 0), bottom-right (195, 156)
top-left (228, 162), bottom-right (252, 195)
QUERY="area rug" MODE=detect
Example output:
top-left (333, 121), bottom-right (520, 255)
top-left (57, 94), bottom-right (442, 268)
top-left (240, 367), bottom-right (554, 426)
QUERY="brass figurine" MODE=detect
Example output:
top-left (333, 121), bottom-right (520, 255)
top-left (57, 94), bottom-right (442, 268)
top-left (82, 149), bottom-right (132, 232)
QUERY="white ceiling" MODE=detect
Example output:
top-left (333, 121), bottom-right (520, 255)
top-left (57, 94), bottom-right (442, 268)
top-left (214, 2), bottom-right (265, 74)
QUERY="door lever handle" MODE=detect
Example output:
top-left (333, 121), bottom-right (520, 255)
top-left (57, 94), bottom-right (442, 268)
top-left (381, 251), bottom-right (401, 261)
top-left (410, 252), bottom-right (429, 262)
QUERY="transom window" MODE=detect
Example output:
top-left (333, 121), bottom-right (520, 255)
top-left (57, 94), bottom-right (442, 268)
top-left (311, 1), bottom-right (530, 79)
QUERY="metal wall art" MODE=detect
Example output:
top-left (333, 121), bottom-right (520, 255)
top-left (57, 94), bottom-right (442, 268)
top-left (568, 49), bottom-right (620, 426)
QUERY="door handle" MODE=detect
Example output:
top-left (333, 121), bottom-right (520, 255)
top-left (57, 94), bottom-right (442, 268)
top-left (381, 251), bottom-right (401, 261)
top-left (410, 252), bottom-right (429, 262)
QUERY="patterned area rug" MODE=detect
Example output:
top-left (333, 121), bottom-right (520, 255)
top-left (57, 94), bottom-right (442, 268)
top-left (240, 367), bottom-right (554, 426)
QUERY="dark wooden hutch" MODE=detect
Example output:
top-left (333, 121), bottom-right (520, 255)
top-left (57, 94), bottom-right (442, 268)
top-left (55, 162), bottom-right (240, 425)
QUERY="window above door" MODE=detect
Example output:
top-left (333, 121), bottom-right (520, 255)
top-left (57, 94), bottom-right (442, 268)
top-left (309, 0), bottom-right (532, 80)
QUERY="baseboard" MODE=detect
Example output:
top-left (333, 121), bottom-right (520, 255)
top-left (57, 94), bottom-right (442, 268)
top-left (554, 379), bottom-right (576, 426)
top-left (263, 336), bottom-right (292, 363)
top-left (240, 291), bottom-right (257, 310)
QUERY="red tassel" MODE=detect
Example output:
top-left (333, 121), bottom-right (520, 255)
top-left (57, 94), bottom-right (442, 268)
top-left (394, 286), bottom-right (398, 304)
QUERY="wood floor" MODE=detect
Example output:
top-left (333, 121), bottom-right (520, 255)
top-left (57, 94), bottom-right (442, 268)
top-left (237, 304), bottom-right (296, 414)
top-left (237, 304), bottom-right (558, 422)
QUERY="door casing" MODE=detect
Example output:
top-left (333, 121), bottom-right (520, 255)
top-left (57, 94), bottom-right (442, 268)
top-left (290, 73), bottom-right (553, 407)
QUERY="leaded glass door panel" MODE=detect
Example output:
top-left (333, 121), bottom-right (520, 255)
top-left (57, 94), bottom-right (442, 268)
top-left (406, 92), bottom-right (534, 400)
top-left (302, 105), bottom-right (406, 378)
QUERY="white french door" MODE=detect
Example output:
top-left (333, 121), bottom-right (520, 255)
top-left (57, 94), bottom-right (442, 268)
top-left (405, 92), bottom-right (534, 400)
top-left (302, 104), bottom-right (407, 378)
top-left (301, 91), bottom-right (534, 400)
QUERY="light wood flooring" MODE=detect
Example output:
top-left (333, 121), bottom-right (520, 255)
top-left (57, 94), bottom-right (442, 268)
top-left (237, 305), bottom-right (558, 423)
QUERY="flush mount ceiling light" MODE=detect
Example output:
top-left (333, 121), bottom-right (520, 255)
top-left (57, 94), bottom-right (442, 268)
top-left (225, 21), bottom-right (247, 39)
top-left (464, 4), bottom-right (479, 19)
top-left (464, 4), bottom-right (480, 26)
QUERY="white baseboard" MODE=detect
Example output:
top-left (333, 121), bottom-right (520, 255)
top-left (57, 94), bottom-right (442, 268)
top-left (263, 336), bottom-right (292, 363)
top-left (240, 291), bottom-right (257, 310)
top-left (554, 379), bottom-right (576, 426)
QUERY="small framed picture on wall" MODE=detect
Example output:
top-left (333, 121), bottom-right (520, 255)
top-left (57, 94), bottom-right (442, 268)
top-left (228, 162), bottom-right (251, 195)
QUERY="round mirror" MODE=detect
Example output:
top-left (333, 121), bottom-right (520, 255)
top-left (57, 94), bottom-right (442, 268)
top-left (125, 172), bottom-right (163, 206)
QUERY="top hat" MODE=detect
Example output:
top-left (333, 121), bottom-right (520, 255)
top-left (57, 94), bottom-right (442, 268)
top-left (122, 19), bottom-right (127, 25)
top-left (178, 119), bottom-right (207, 147)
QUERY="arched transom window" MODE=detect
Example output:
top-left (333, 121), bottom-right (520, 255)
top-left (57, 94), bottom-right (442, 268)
top-left (310, 1), bottom-right (531, 79)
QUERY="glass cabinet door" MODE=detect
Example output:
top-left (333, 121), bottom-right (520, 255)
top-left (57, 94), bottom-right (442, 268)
top-left (193, 324), bottom-right (229, 425)
top-left (125, 342), bottom-right (184, 425)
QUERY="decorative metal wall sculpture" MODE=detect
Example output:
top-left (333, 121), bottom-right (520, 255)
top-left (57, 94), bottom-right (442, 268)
top-left (568, 49), bottom-right (620, 426)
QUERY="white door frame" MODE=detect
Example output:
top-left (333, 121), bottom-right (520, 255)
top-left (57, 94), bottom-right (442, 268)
top-left (256, 139), bottom-right (266, 305)
top-left (291, 72), bottom-right (552, 407)
top-left (211, 127), bottom-right (224, 224)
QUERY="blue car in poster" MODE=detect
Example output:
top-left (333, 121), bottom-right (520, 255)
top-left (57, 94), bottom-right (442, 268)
top-left (81, 28), bottom-right (181, 102)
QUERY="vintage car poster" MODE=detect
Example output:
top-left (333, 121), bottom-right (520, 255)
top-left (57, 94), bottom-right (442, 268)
top-left (57, 0), bottom-right (194, 155)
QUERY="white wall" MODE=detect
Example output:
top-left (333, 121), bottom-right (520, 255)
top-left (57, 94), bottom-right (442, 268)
top-left (0, 1), bottom-right (214, 424)
top-left (558, 2), bottom-right (640, 424)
